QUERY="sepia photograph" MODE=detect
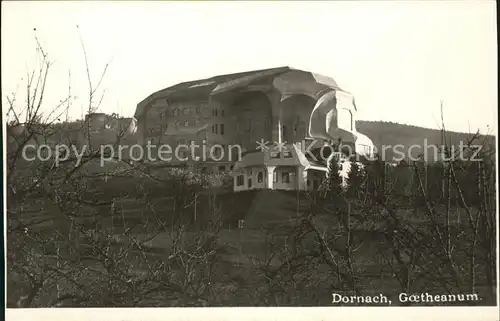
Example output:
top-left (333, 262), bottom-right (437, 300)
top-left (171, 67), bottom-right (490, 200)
top-left (2, 1), bottom-right (498, 320)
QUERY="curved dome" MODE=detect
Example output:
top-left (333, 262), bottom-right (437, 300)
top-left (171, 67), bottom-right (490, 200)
top-left (308, 90), bottom-right (337, 140)
top-left (308, 90), bottom-right (358, 143)
top-left (272, 70), bottom-right (339, 99)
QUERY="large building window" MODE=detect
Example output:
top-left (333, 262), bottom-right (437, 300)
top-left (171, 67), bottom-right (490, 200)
top-left (257, 172), bottom-right (263, 183)
top-left (338, 108), bottom-right (354, 131)
top-left (183, 108), bottom-right (190, 116)
top-left (220, 124), bottom-right (225, 135)
top-left (173, 108), bottom-right (179, 117)
top-left (196, 106), bottom-right (201, 114)
top-left (236, 175), bottom-right (244, 186)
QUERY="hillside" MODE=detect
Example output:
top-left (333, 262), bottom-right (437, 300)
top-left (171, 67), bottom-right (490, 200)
top-left (356, 120), bottom-right (495, 162)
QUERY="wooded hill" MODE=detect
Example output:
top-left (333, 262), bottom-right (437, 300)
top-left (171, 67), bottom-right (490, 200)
top-left (356, 120), bottom-right (495, 162)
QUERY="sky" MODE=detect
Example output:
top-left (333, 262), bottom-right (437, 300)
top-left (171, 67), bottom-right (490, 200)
top-left (2, 1), bottom-right (497, 134)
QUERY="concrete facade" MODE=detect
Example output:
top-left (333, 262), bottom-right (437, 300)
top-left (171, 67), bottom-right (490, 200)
top-left (133, 67), bottom-right (374, 189)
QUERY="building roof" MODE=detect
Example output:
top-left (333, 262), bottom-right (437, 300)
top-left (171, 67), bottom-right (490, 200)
top-left (135, 67), bottom-right (290, 118)
top-left (134, 67), bottom-right (346, 118)
top-left (232, 143), bottom-right (326, 172)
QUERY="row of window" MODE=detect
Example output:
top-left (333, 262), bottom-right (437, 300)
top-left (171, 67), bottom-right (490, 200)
top-left (148, 120), bottom-right (227, 133)
top-left (232, 122), bottom-right (306, 136)
top-left (235, 170), bottom-right (295, 186)
top-left (158, 107), bottom-right (225, 119)
top-left (151, 118), bottom-right (309, 137)
top-left (236, 175), bottom-right (321, 190)
top-left (212, 109), bottom-right (225, 117)
top-left (156, 108), bottom-right (351, 132)
top-left (211, 124), bottom-right (225, 135)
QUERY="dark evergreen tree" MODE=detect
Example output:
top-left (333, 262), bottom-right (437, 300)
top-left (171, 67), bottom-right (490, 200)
top-left (323, 154), bottom-right (343, 200)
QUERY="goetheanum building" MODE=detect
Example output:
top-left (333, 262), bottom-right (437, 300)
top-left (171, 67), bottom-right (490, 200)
top-left (133, 66), bottom-right (374, 190)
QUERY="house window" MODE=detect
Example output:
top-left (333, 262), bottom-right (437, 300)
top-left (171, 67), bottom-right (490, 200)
top-left (236, 175), bottom-right (244, 186)
top-left (270, 151), bottom-right (280, 159)
top-left (282, 172), bottom-right (290, 183)
top-left (220, 124), bottom-right (225, 135)
top-left (283, 151), bottom-right (292, 158)
top-left (257, 172), bottom-right (263, 183)
top-left (248, 178), bottom-right (252, 188)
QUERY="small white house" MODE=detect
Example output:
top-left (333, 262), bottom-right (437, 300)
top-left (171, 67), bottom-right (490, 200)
top-left (232, 143), bottom-right (355, 192)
